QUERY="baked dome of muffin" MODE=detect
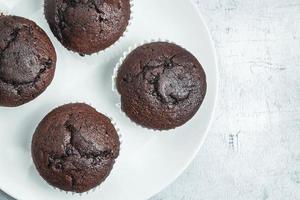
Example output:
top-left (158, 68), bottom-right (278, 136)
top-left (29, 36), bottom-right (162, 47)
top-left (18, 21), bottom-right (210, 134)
top-left (44, 0), bottom-right (131, 55)
top-left (31, 103), bottom-right (120, 193)
top-left (116, 42), bottom-right (207, 130)
top-left (0, 15), bottom-right (56, 107)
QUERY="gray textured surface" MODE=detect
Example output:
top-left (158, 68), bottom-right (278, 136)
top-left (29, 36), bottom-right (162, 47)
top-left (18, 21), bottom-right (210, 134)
top-left (0, 192), bottom-right (10, 200)
top-left (1, 0), bottom-right (300, 200)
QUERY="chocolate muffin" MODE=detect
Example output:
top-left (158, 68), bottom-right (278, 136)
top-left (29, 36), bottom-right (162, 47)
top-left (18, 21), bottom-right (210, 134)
top-left (0, 15), bottom-right (56, 107)
top-left (116, 42), bottom-right (207, 130)
top-left (44, 0), bottom-right (131, 55)
top-left (31, 103), bottom-right (120, 193)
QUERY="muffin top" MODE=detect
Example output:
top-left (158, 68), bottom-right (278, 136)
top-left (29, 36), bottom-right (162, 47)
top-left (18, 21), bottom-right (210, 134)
top-left (44, 0), bottom-right (131, 55)
top-left (31, 103), bottom-right (120, 193)
top-left (0, 15), bottom-right (56, 107)
top-left (116, 42), bottom-right (207, 130)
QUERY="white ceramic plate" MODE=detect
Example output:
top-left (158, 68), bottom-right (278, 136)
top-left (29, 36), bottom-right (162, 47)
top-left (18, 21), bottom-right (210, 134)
top-left (0, 0), bottom-right (218, 199)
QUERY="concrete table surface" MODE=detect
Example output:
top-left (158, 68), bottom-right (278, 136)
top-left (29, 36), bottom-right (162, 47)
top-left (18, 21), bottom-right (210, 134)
top-left (1, 0), bottom-right (300, 199)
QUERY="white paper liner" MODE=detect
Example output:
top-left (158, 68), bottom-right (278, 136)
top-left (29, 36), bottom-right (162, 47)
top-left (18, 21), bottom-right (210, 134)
top-left (0, 8), bottom-right (9, 16)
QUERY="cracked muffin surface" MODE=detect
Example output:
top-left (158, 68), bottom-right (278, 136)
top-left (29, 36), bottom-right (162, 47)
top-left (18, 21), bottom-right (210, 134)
top-left (44, 0), bottom-right (131, 55)
top-left (0, 15), bottom-right (56, 107)
top-left (31, 103), bottom-right (120, 193)
top-left (116, 42), bottom-right (207, 130)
